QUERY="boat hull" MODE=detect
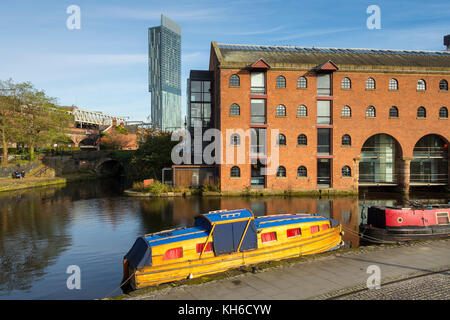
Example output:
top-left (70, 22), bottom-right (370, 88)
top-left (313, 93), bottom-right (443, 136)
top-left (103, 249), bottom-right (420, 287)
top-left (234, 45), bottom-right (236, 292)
top-left (125, 225), bottom-right (343, 290)
top-left (359, 224), bottom-right (450, 244)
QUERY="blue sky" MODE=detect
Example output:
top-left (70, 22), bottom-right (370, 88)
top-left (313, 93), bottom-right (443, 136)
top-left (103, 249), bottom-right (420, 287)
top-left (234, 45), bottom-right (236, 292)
top-left (0, 0), bottom-right (449, 121)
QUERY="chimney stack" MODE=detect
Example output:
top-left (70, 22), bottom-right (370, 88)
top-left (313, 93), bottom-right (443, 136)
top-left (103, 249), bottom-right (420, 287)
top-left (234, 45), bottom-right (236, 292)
top-left (112, 118), bottom-right (117, 127)
top-left (445, 35), bottom-right (450, 51)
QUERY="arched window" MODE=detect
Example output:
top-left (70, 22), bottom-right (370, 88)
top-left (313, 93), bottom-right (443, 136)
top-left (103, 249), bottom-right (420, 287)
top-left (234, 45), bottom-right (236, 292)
top-left (342, 134), bottom-right (351, 146)
top-left (276, 166), bottom-right (286, 177)
top-left (342, 166), bottom-right (351, 177)
top-left (341, 105), bottom-right (351, 118)
top-left (277, 134), bottom-right (286, 146)
top-left (417, 79), bottom-right (426, 91)
top-left (366, 106), bottom-right (376, 118)
top-left (439, 107), bottom-right (448, 119)
top-left (230, 134), bottom-right (240, 145)
top-left (341, 77), bottom-right (351, 89)
top-left (366, 78), bottom-right (376, 90)
top-left (276, 104), bottom-right (286, 117)
top-left (389, 106), bottom-right (399, 118)
top-left (297, 105), bottom-right (307, 117)
top-left (276, 76), bottom-right (286, 88)
top-left (297, 76), bottom-right (307, 89)
top-left (389, 79), bottom-right (398, 90)
top-left (297, 166), bottom-right (307, 177)
top-left (229, 74), bottom-right (240, 87)
top-left (297, 134), bottom-right (307, 146)
top-left (440, 79), bottom-right (448, 91)
top-left (417, 106), bottom-right (426, 118)
top-left (230, 166), bottom-right (240, 177)
top-left (229, 103), bottom-right (240, 116)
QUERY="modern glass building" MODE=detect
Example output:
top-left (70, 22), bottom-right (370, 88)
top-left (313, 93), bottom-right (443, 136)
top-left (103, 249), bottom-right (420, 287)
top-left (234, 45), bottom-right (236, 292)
top-left (148, 15), bottom-right (182, 131)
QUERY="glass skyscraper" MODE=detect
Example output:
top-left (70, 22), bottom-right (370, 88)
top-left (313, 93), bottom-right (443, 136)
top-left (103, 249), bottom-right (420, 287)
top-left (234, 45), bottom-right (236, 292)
top-left (148, 15), bottom-right (182, 131)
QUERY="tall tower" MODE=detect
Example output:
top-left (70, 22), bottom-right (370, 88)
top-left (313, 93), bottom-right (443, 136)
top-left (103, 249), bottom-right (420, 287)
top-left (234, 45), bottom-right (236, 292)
top-left (148, 15), bottom-right (182, 131)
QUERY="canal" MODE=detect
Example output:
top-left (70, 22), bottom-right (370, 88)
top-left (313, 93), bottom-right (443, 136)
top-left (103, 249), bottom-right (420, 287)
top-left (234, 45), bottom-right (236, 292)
top-left (0, 180), bottom-right (448, 300)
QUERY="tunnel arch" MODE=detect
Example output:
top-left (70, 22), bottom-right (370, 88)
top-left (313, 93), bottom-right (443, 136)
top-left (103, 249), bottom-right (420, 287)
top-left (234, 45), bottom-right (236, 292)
top-left (358, 133), bottom-right (404, 186)
top-left (410, 134), bottom-right (449, 185)
top-left (96, 159), bottom-right (125, 178)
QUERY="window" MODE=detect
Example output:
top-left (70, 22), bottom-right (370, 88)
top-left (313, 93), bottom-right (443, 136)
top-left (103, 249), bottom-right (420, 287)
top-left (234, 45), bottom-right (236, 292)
top-left (287, 228), bottom-right (301, 238)
top-left (366, 106), bottom-right (376, 118)
top-left (436, 212), bottom-right (449, 225)
top-left (277, 134), bottom-right (286, 146)
top-left (439, 107), bottom-right (448, 118)
top-left (297, 134), bottom-right (307, 146)
top-left (440, 79), bottom-right (448, 91)
top-left (366, 78), bottom-right (376, 90)
top-left (389, 106), bottom-right (399, 118)
top-left (196, 242), bottom-right (213, 254)
top-left (297, 105), bottom-right (307, 117)
top-left (417, 106), bottom-right (426, 118)
top-left (341, 105), bottom-right (351, 118)
top-left (276, 104), bottom-right (286, 117)
top-left (342, 134), bottom-right (351, 146)
top-left (229, 74), bottom-right (240, 87)
top-left (251, 128), bottom-right (266, 155)
top-left (231, 134), bottom-right (240, 145)
top-left (163, 247), bottom-right (183, 260)
top-left (317, 100), bottom-right (331, 124)
top-left (389, 79), bottom-right (398, 90)
top-left (341, 77), bottom-right (351, 89)
top-left (417, 79), bottom-right (426, 91)
top-left (261, 232), bottom-right (277, 243)
top-left (230, 166), bottom-right (240, 177)
top-left (297, 76), bottom-right (307, 89)
top-left (342, 166), bottom-right (351, 177)
top-left (321, 224), bottom-right (329, 230)
top-left (276, 166), bottom-right (286, 177)
top-left (230, 103), bottom-right (240, 116)
top-left (310, 225), bottom-right (320, 234)
top-left (276, 76), bottom-right (286, 88)
top-left (251, 99), bottom-right (266, 124)
top-left (317, 73), bottom-right (331, 96)
top-left (251, 72), bottom-right (265, 94)
top-left (317, 128), bottom-right (331, 154)
top-left (297, 166), bottom-right (307, 177)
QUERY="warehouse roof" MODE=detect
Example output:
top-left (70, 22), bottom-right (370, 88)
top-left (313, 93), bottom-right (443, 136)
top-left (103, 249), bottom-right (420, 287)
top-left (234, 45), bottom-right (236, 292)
top-left (212, 42), bottom-right (450, 70)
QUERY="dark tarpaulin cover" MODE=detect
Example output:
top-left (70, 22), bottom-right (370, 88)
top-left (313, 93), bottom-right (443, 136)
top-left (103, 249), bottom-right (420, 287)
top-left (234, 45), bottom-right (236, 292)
top-left (123, 237), bottom-right (152, 269)
top-left (213, 220), bottom-right (257, 255)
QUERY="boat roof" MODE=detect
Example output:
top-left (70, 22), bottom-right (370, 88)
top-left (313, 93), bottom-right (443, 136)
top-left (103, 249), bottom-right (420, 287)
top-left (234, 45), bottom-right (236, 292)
top-left (199, 208), bottom-right (254, 224)
top-left (255, 214), bottom-right (329, 229)
top-left (144, 226), bottom-right (208, 247)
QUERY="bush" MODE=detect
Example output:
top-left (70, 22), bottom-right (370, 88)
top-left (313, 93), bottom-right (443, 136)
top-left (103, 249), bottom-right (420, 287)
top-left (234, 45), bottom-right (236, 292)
top-left (147, 180), bottom-right (169, 195)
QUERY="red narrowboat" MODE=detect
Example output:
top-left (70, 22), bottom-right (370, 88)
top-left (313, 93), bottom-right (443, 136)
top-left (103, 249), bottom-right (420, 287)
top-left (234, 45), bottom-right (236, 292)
top-left (359, 204), bottom-right (450, 243)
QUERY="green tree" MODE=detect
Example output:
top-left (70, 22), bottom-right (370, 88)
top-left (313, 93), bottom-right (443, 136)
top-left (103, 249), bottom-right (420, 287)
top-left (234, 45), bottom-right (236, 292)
top-left (130, 130), bottom-right (177, 180)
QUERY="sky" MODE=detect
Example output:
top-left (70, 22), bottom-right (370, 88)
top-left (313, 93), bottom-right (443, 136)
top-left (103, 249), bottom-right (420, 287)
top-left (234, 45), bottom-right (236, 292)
top-left (0, 0), bottom-right (449, 122)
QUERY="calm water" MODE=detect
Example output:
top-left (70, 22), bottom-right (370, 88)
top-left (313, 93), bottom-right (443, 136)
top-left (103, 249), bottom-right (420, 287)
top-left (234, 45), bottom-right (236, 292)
top-left (0, 180), bottom-right (448, 300)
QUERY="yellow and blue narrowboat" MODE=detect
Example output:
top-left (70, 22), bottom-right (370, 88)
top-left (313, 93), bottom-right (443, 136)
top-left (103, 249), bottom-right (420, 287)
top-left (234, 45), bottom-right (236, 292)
top-left (122, 209), bottom-right (344, 290)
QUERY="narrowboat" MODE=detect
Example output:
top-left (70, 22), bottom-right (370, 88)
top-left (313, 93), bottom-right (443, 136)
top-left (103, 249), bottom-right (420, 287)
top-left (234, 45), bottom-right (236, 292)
top-left (359, 204), bottom-right (450, 243)
top-left (122, 209), bottom-right (344, 290)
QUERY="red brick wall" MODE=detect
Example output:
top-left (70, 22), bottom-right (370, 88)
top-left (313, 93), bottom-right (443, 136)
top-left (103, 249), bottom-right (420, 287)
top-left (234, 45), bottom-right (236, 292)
top-left (215, 65), bottom-right (450, 192)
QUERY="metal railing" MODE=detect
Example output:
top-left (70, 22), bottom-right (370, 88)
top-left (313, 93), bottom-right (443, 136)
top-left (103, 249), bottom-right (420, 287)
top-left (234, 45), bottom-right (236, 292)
top-left (410, 173), bottom-right (448, 184)
top-left (251, 86), bottom-right (266, 94)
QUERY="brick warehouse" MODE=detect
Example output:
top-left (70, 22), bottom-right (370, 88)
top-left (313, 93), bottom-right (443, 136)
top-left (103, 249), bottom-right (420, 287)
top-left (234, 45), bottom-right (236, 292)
top-left (176, 38), bottom-right (450, 193)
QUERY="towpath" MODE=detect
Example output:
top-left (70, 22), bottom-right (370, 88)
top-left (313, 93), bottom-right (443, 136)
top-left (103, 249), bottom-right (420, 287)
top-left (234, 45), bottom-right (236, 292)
top-left (123, 239), bottom-right (450, 300)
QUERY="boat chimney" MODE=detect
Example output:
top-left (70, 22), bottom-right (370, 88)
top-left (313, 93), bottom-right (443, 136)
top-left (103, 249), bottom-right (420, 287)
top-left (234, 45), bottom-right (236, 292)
top-left (445, 35), bottom-right (450, 51)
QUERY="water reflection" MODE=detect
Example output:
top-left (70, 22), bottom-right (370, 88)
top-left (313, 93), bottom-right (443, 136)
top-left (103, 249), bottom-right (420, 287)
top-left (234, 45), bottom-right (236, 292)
top-left (0, 180), bottom-right (448, 299)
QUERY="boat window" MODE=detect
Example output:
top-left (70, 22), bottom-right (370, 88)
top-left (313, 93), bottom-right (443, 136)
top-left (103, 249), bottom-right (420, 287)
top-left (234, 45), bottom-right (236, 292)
top-left (261, 232), bottom-right (277, 243)
top-left (310, 225), bottom-right (320, 234)
top-left (321, 224), bottom-right (329, 230)
top-left (163, 247), bottom-right (183, 260)
top-left (287, 228), bottom-right (301, 238)
top-left (436, 212), bottom-right (449, 225)
top-left (196, 242), bottom-right (213, 254)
